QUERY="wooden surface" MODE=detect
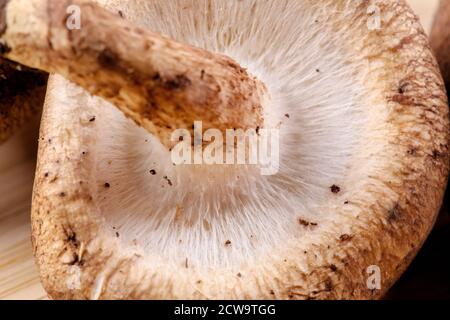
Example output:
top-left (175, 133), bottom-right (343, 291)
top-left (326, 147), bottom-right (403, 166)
top-left (0, 115), bottom-right (46, 300)
top-left (0, 0), bottom-right (443, 300)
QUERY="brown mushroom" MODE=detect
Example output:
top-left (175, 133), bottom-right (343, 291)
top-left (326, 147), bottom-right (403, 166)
top-left (0, 58), bottom-right (47, 143)
top-left (1, 0), bottom-right (48, 143)
top-left (1, 0), bottom-right (449, 300)
top-left (430, 0), bottom-right (450, 230)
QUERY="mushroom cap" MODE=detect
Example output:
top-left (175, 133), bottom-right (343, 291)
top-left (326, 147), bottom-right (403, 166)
top-left (32, 0), bottom-right (449, 299)
top-left (1, 2), bottom-right (47, 143)
top-left (0, 58), bottom-right (47, 143)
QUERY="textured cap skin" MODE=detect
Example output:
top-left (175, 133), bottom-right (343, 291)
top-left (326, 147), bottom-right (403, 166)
top-left (431, 0), bottom-right (450, 92)
top-left (31, 0), bottom-right (449, 300)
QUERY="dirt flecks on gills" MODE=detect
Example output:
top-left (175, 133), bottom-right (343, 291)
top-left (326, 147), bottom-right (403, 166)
top-left (330, 185), bottom-right (341, 194)
top-left (163, 175), bottom-right (173, 186)
top-left (298, 218), bottom-right (318, 227)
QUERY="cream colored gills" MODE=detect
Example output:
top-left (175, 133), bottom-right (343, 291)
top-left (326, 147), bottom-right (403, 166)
top-left (28, 0), bottom-right (449, 299)
top-left (44, 0), bottom-right (366, 266)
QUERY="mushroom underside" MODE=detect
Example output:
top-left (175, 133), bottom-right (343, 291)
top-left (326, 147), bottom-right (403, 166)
top-left (32, 0), bottom-right (449, 299)
top-left (0, 58), bottom-right (48, 143)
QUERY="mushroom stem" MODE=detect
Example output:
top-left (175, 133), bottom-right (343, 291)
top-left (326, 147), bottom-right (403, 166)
top-left (0, 0), bottom-right (269, 149)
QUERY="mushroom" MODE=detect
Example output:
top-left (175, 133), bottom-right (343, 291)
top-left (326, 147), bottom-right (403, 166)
top-left (1, 0), bottom-right (449, 299)
top-left (431, 0), bottom-right (450, 91)
top-left (431, 0), bottom-right (450, 229)
top-left (0, 57), bottom-right (47, 143)
top-left (1, 0), bottom-right (48, 143)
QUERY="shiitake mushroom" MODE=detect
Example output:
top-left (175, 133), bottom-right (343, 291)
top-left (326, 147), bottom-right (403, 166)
top-left (0, 0), bottom-right (448, 299)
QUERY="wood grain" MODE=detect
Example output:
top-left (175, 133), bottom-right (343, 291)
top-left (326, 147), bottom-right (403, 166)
top-left (0, 1), bottom-right (443, 300)
top-left (0, 115), bottom-right (46, 300)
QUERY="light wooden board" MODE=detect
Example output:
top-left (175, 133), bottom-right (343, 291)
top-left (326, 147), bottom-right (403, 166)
top-left (0, 1), bottom-right (441, 300)
top-left (0, 116), bottom-right (47, 300)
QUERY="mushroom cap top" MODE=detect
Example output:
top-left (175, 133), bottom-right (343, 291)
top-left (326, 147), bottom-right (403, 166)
top-left (32, 0), bottom-right (449, 299)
